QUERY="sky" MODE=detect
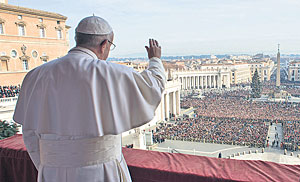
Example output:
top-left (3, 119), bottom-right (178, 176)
top-left (10, 0), bottom-right (300, 57)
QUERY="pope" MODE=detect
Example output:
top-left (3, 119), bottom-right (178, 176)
top-left (13, 16), bottom-right (166, 182)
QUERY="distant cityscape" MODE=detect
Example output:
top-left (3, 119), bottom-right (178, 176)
top-left (109, 54), bottom-right (300, 62)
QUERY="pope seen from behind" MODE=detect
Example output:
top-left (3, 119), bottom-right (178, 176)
top-left (13, 16), bottom-right (166, 182)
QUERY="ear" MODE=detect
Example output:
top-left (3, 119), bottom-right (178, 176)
top-left (99, 40), bottom-right (108, 54)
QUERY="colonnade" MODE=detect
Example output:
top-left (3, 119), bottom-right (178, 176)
top-left (160, 90), bottom-right (180, 121)
top-left (179, 75), bottom-right (222, 90)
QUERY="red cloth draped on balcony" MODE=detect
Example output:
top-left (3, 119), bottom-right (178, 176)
top-left (0, 135), bottom-right (37, 182)
top-left (1, 134), bottom-right (300, 182)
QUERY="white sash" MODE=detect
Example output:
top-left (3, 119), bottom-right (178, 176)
top-left (39, 135), bottom-right (121, 167)
top-left (38, 135), bottom-right (127, 181)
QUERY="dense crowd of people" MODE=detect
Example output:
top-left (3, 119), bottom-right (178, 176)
top-left (154, 88), bottom-right (300, 149)
top-left (283, 121), bottom-right (300, 151)
top-left (181, 92), bottom-right (300, 121)
top-left (154, 116), bottom-right (268, 148)
top-left (0, 85), bottom-right (21, 98)
top-left (262, 80), bottom-right (300, 97)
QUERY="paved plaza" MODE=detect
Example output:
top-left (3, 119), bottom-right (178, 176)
top-left (268, 123), bottom-right (283, 147)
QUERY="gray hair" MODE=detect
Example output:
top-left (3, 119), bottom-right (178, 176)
top-left (75, 32), bottom-right (112, 48)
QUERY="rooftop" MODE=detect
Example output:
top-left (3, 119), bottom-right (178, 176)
top-left (0, 2), bottom-right (67, 20)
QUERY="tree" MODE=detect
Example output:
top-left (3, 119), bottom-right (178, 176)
top-left (251, 69), bottom-right (262, 98)
top-left (0, 120), bottom-right (20, 140)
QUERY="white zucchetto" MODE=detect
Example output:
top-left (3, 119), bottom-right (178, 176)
top-left (75, 16), bottom-right (113, 35)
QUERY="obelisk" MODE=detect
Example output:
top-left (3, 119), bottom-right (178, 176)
top-left (276, 44), bottom-right (281, 87)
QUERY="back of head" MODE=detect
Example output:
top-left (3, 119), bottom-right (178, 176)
top-left (75, 16), bottom-right (113, 48)
top-left (76, 16), bottom-right (112, 35)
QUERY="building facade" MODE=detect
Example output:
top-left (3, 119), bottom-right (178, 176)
top-left (288, 61), bottom-right (300, 82)
top-left (200, 63), bottom-right (251, 85)
top-left (0, 1), bottom-right (70, 85)
top-left (173, 68), bottom-right (231, 90)
top-left (248, 59), bottom-right (274, 82)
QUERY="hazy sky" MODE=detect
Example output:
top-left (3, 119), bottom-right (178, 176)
top-left (11, 0), bottom-right (300, 57)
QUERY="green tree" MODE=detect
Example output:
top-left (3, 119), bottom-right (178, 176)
top-left (251, 69), bottom-right (262, 98)
top-left (0, 120), bottom-right (20, 140)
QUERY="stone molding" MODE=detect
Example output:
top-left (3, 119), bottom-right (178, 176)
top-left (0, 17), bottom-right (5, 24)
top-left (0, 55), bottom-right (10, 61)
top-left (15, 20), bottom-right (26, 26)
top-left (0, 3), bottom-right (67, 20)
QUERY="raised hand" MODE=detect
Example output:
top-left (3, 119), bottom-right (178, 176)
top-left (145, 38), bottom-right (161, 59)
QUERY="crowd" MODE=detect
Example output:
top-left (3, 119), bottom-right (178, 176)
top-left (155, 89), bottom-right (300, 149)
top-left (0, 85), bottom-right (21, 98)
top-left (181, 92), bottom-right (300, 121)
top-left (262, 80), bottom-right (300, 97)
top-left (282, 121), bottom-right (300, 151)
top-left (154, 116), bottom-right (268, 148)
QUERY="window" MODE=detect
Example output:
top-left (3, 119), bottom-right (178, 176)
top-left (57, 21), bottom-right (60, 24)
top-left (57, 30), bottom-right (62, 39)
top-left (0, 23), bottom-right (3, 34)
top-left (32, 50), bottom-right (38, 58)
top-left (22, 60), bottom-right (28, 70)
top-left (1, 60), bottom-right (8, 71)
top-left (18, 15), bottom-right (22, 20)
top-left (41, 55), bottom-right (48, 63)
top-left (39, 18), bottom-right (43, 23)
top-left (40, 28), bottom-right (45, 38)
top-left (11, 50), bottom-right (17, 58)
top-left (18, 25), bottom-right (25, 36)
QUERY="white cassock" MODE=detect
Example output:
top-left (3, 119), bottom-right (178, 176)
top-left (13, 47), bottom-right (166, 182)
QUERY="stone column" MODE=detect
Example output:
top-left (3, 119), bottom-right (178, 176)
top-left (185, 77), bottom-right (188, 89)
top-left (180, 77), bottom-right (183, 90)
top-left (218, 75), bottom-right (222, 88)
top-left (176, 90), bottom-right (180, 115)
top-left (208, 76), bottom-right (211, 88)
top-left (161, 93), bottom-right (165, 120)
top-left (172, 92), bottom-right (176, 115)
top-left (186, 76), bottom-right (188, 90)
top-left (200, 76), bottom-right (203, 89)
top-left (214, 75), bottom-right (217, 88)
top-left (226, 75), bottom-right (231, 88)
top-left (165, 93), bottom-right (169, 120)
top-left (169, 92), bottom-right (173, 116)
top-left (186, 76), bottom-right (189, 89)
top-left (207, 76), bottom-right (209, 88)
top-left (186, 77), bottom-right (189, 90)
